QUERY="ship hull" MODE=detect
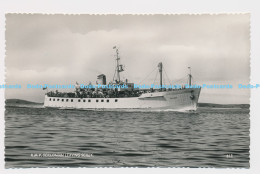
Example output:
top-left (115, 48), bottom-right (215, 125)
top-left (44, 88), bottom-right (201, 111)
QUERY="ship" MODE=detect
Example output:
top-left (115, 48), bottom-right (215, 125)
top-left (44, 46), bottom-right (201, 111)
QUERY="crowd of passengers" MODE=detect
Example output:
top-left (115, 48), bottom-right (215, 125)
top-left (45, 83), bottom-right (189, 98)
top-left (46, 87), bottom-right (181, 98)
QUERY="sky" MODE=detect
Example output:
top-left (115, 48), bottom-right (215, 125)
top-left (5, 14), bottom-right (250, 104)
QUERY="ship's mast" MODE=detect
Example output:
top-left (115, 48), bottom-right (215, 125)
top-left (116, 48), bottom-right (120, 82)
top-left (158, 62), bottom-right (163, 91)
top-left (188, 67), bottom-right (192, 86)
top-left (113, 46), bottom-right (124, 84)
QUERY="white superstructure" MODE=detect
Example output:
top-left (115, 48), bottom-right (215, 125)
top-left (44, 88), bottom-right (201, 110)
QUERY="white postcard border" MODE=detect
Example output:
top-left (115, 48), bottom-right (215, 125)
top-left (0, 0), bottom-right (259, 174)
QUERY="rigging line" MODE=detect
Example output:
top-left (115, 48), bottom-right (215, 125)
top-left (153, 70), bottom-right (158, 85)
top-left (112, 68), bottom-right (116, 82)
top-left (174, 80), bottom-right (186, 85)
top-left (191, 76), bottom-right (196, 82)
top-left (162, 68), bottom-right (166, 86)
top-left (112, 58), bottom-right (117, 82)
top-left (191, 76), bottom-right (199, 85)
top-left (171, 75), bottom-right (188, 84)
top-left (162, 69), bottom-right (166, 85)
top-left (138, 66), bottom-right (157, 85)
top-left (162, 66), bottom-right (172, 86)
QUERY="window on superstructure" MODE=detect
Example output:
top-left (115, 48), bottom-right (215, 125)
top-left (101, 99), bottom-right (104, 102)
top-left (49, 98), bottom-right (51, 101)
top-left (57, 99), bottom-right (59, 101)
top-left (88, 99), bottom-right (91, 102)
top-left (115, 99), bottom-right (118, 102)
top-left (78, 99), bottom-right (81, 102)
top-left (96, 100), bottom-right (99, 102)
top-left (83, 99), bottom-right (86, 102)
top-left (53, 99), bottom-right (55, 101)
top-left (71, 99), bottom-right (73, 102)
top-left (107, 99), bottom-right (109, 102)
top-left (62, 99), bottom-right (64, 102)
top-left (66, 99), bottom-right (68, 102)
